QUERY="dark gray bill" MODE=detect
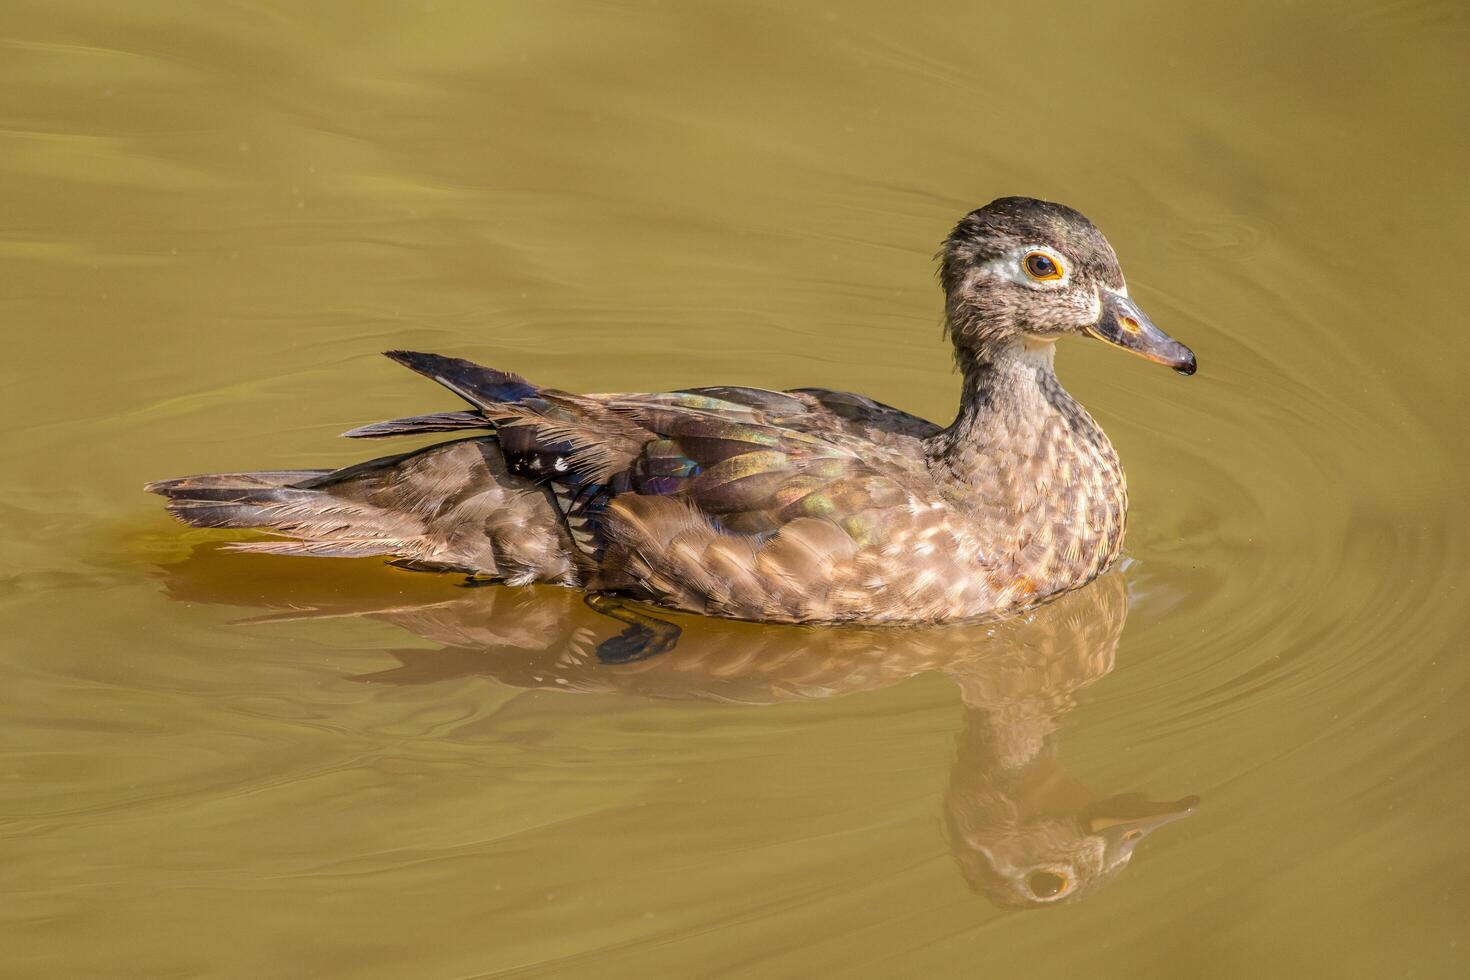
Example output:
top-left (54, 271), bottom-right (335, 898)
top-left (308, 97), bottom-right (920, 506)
top-left (1086, 291), bottom-right (1197, 376)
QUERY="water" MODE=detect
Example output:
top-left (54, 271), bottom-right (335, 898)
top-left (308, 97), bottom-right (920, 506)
top-left (2, 2), bottom-right (1467, 976)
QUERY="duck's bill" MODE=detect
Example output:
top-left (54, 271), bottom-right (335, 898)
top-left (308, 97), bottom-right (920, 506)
top-left (1086, 292), bottom-right (1197, 376)
top-left (1085, 793), bottom-right (1201, 865)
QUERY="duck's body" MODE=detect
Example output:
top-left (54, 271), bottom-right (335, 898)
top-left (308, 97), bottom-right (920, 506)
top-left (149, 197), bottom-right (1194, 628)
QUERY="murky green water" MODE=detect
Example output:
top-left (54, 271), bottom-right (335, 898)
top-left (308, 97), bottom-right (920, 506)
top-left (3, 2), bottom-right (1468, 976)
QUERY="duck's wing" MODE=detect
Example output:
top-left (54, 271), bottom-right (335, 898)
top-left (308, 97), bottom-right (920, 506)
top-left (357, 354), bottom-right (940, 620)
top-left (350, 359), bottom-right (933, 540)
top-left (784, 387), bottom-right (943, 439)
top-left (588, 389), bottom-right (943, 619)
top-left (356, 351), bottom-right (654, 482)
top-left (664, 384), bottom-right (941, 440)
top-left (603, 389), bottom-right (922, 533)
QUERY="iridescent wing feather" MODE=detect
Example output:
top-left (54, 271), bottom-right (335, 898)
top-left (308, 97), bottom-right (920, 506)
top-left (353, 353), bottom-right (944, 617)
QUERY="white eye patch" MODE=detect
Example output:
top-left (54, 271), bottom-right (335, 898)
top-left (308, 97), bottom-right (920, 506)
top-left (975, 244), bottom-right (1072, 288)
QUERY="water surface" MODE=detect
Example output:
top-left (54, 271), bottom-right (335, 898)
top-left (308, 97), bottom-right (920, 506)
top-left (2, 2), bottom-right (1467, 977)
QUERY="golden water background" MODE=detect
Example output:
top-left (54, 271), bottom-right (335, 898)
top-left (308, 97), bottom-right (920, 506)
top-left (2, 2), bottom-right (1468, 977)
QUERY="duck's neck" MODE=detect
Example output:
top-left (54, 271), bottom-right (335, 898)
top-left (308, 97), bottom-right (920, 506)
top-left (924, 340), bottom-right (1128, 591)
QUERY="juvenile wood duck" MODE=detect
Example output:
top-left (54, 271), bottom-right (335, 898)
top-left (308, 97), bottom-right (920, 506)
top-left (149, 197), bottom-right (1195, 641)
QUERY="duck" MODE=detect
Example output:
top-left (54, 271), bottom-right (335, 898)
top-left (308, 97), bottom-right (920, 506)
top-left (147, 197), bottom-right (1196, 648)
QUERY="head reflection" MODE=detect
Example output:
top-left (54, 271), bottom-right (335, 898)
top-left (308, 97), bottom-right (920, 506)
top-left (161, 550), bottom-right (1197, 908)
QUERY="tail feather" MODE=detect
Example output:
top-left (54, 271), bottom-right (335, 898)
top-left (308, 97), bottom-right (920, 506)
top-left (341, 411), bottom-right (488, 439)
top-left (223, 540), bottom-right (399, 559)
top-left (146, 471), bottom-right (342, 533)
top-left (144, 470), bottom-right (329, 495)
top-left (144, 351), bottom-right (637, 585)
top-left (382, 350), bottom-right (540, 409)
top-left (380, 349), bottom-right (651, 482)
top-left (146, 439), bottom-right (577, 584)
top-left (146, 465), bottom-right (408, 549)
top-left (149, 484), bottom-right (395, 551)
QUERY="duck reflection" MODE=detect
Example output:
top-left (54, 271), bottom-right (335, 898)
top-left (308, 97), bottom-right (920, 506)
top-left (159, 549), bottom-right (1197, 909)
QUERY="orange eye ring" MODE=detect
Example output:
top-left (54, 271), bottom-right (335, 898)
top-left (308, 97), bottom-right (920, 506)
top-left (1023, 251), bottom-right (1064, 281)
top-left (1026, 870), bottom-right (1072, 899)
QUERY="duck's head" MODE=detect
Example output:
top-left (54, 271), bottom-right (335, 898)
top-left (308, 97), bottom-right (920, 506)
top-left (940, 196), bottom-right (1196, 375)
top-left (950, 790), bottom-right (1200, 909)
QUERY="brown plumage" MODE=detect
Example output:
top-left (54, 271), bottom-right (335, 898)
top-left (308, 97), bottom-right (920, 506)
top-left (147, 197), bottom-right (1196, 626)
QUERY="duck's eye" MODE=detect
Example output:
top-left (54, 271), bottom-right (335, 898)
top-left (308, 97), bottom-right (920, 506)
top-left (1026, 870), bottom-right (1071, 899)
top-left (1023, 251), bottom-right (1063, 281)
